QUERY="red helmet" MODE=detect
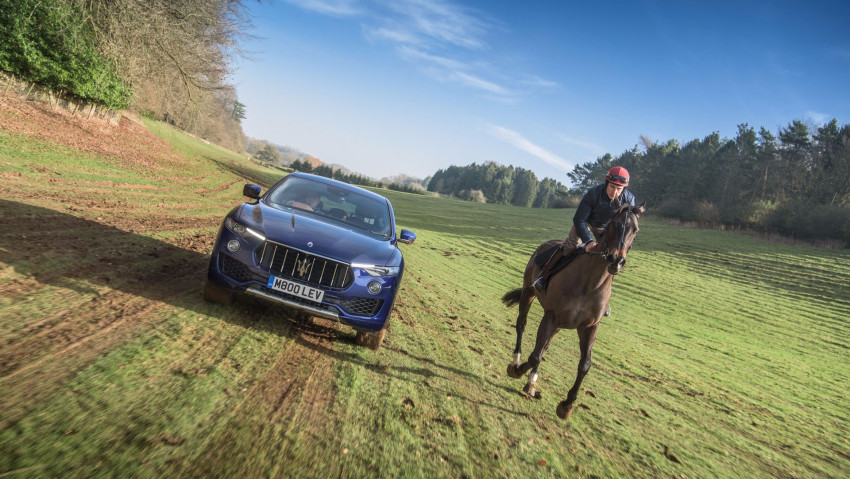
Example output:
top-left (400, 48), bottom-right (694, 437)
top-left (605, 166), bottom-right (630, 186)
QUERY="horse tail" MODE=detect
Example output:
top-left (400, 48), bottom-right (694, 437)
top-left (501, 288), bottom-right (524, 307)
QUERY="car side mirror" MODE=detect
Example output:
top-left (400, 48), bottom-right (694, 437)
top-left (398, 229), bottom-right (416, 245)
top-left (243, 184), bottom-right (262, 199)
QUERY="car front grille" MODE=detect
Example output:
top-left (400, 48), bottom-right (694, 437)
top-left (337, 297), bottom-right (384, 317)
top-left (220, 254), bottom-right (253, 282)
top-left (255, 241), bottom-right (353, 289)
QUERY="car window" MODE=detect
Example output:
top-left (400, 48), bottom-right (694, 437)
top-left (264, 177), bottom-right (392, 238)
top-left (348, 198), bottom-right (391, 237)
top-left (265, 177), bottom-right (322, 212)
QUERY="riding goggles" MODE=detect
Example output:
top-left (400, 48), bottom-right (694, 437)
top-left (607, 174), bottom-right (629, 185)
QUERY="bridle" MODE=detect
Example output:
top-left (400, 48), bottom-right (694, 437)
top-left (591, 207), bottom-right (636, 275)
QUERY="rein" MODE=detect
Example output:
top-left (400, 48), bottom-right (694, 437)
top-left (593, 208), bottom-right (633, 270)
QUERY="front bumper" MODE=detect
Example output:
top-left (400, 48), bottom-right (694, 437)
top-left (207, 226), bottom-right (399, 332)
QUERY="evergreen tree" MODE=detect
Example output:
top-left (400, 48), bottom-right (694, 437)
top-left (512, 168), bottom-right (539, 207)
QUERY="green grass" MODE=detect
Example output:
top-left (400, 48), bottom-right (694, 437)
top-left (1, 117), bottom-right (848, 478)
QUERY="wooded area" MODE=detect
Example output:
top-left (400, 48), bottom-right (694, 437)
top-left (0, 0), bottom-right (248, 151)
top-left (427, 163), bottom-right (569, 208)
top-left (426, 120), bottom-right (849, 245)
top-left (288, 159), bottom-right (427, 195)
top-left (569, 121), bottom-right (850, 244)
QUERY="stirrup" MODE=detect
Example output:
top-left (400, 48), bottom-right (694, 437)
top-left (532, 276), bottom-right (547, 292)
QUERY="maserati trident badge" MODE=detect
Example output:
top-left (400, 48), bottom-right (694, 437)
top-left (296, 257), bottom-right (312, 278)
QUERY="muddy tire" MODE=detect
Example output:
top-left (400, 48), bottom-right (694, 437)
top-left (355, 328), bottom-right (386, 351)
top-left (203, 280), bottom-right (233, 305)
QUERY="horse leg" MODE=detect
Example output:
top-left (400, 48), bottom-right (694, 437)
top-left (507, 287), bottom-right (536, 379)
top-left (556, 324), bottom-right (599, 419)
top-left (517, 311), bottom-right (558, 398)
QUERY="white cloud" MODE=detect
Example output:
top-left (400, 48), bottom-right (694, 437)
top-left (282, 0), bottom-right (361, 16)
top-left (381, 0), bottom-right (491, 50)
top-left (395, 46), bottom-right (515, 98)
top-left (365, 27), bottom-right (421, 46)
top-left (451, 72), bottom-right (509, 95)
top-left (288, 0), bottom-right (553, 103)
top-left (396, 46), bottom-right (467, 70)
top-left (521, 75), bottom-right (559, 89)
top-left (805, 110), bottom-right (829, 126)
top-left (560, 135), bottom-right (605, 155)
top-left (487, 125), bottom-right (573, 171)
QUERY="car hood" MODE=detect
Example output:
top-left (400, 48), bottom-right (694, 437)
top-left (241, 203), bottom-right (398, 266)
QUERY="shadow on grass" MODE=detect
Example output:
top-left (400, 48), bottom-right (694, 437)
top-left (0, 199), bottom-right (530, 420)
top-left (284, 322), bottom-right (530, 417)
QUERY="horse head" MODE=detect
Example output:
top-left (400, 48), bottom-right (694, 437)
top-left (600, 203), bottom-right (645, 275)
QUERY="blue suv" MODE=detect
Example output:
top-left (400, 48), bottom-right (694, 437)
top-left (204, 172), bottom-right (416, 349)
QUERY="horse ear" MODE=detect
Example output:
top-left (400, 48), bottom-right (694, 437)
top-left (637, 202), bottom-right (646, 215)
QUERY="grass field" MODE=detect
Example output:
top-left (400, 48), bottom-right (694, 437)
top-left (1, 99), bottom-right (849, 478)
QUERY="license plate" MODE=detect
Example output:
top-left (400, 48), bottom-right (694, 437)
top-left (267, 276), bottom-right (325, 303)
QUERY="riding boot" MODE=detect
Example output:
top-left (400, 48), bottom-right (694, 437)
top-left (532, 245), bottom-right (566, 292)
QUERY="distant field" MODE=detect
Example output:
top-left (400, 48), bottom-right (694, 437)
top-left (1, 100), bottom-right (848, 478)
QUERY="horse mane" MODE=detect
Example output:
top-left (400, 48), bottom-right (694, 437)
top-left (598, 203), bottom-right (646, 250)
top-left (614, 203), bottom-right (645, 217)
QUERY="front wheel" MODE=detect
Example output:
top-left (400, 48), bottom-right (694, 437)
top-left (355, 328), bottom-right (386, 350)
top-left (203, 279), bottom-right (233, 305)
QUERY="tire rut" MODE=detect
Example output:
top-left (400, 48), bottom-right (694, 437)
top-left (0, 292), bottom-right (188, 432)
top-left (183, 317), bottom-right (343, 477)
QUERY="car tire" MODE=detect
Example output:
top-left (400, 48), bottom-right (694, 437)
top-left (203, 279), bottom-right (233, 305)
top-left (294, 311), bottom-right (314, 324)
top-left (355, 328), bottom-right (386, 351)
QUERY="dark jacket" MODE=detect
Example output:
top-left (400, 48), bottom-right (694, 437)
top-left (573, 183), bottom-right (636, 244)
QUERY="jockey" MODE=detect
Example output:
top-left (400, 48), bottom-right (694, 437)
top-left (532, 166), bottom-right (636, 298)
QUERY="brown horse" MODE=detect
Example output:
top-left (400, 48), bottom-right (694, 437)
top-left (502, 203), bottom-right (645, 419)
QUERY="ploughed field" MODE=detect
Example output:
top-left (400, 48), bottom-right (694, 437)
top-left (1, 96), bottom-right (848, 477)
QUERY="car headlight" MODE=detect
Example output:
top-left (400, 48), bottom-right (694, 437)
top-left (351, 264), bottom-right (399, 277)
top-left (224, 217), bottom-right (265, 240)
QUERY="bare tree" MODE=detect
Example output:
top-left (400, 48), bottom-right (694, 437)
top-left (75, 0), bottom-right (252, 149)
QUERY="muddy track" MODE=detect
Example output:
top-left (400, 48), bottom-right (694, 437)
top-left (1, 96), bottom-right (240, 433)
top-left (1, 96), bottom-right (354, 476)
top-left (181, 316), bottom-right (344, 477)
top-left (0, 97), bottom-right (181, 169)
top-left (0, 201), bottom-right (214, 431)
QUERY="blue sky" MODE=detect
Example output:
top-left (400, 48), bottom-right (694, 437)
top-left (233, 0), bottom-right (850, 184)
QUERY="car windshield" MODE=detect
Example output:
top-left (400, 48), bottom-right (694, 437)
top-left (264, 176), bottom-right (392, 238)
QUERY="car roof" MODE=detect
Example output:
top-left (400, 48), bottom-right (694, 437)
top-left (287, 172), bottom-right (389, 203)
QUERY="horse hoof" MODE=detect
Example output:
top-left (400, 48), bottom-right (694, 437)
top-left (507, 364), bottom-right (523, 379)
top-left (522, 383), bottom-right (542, 399)
top-left (556, 401), bottom-right (574, 420)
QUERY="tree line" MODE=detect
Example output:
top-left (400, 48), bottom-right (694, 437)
top-left (426, 162), bottom-right (569, 208)
top-left (1, 0), bottom-right (249, 151)
top-left (288, 159), bottom-right (426, 195)
top-left (567, 120), bottom-right (850, 245)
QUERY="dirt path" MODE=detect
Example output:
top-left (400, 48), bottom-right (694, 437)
top-left (0, 96), bottom-right (345, 452)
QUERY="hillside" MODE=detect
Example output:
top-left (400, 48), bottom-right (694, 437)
top-left (1, 94), bottom-right (849, 477)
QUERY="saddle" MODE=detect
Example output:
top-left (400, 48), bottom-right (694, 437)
top-left (533, 243), bottom-right (586, 277)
